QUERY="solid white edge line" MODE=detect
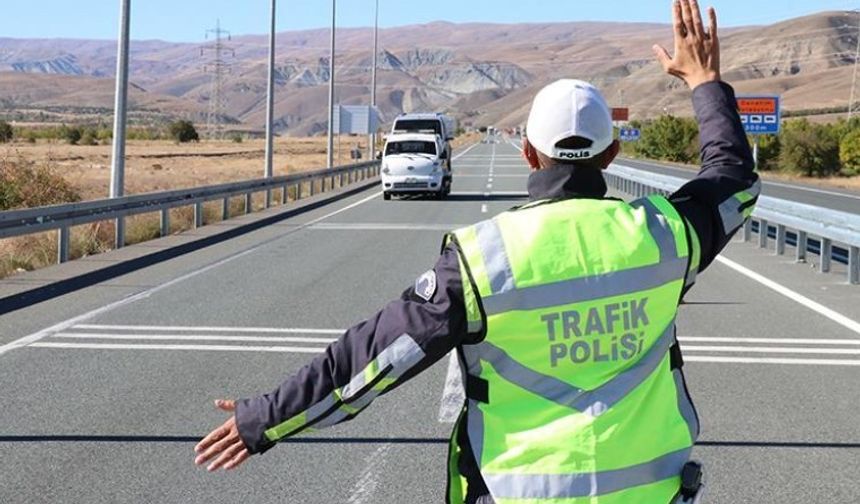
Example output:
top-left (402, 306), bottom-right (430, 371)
top-left (481, 204), bottom-right (488, 214)
top-left (682, 345), bottom-right (860, 355)
top-left (55, 333), bottom-right (338, 344)
top-left (684, 356), bottom-right (860, 366)
top-left (715, 255), bottom-right (860, 336)
top-left (0, 191), bottom-right (382, 357)
top-left (73, 324), bottom-right (344, 334)
top-left (679, 337), bottom-right (860, 346)
top-left (29, 342), bottom-right (328, 353)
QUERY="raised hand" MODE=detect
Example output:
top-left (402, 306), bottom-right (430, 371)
top-left (653, 0), bottom-right (721, 90)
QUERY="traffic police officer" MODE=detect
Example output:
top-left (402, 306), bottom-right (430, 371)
top-left (195, 1), bottom-right (760, 502)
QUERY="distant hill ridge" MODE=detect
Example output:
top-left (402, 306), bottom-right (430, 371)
top-left (0, 11), bottom-right (857, 134)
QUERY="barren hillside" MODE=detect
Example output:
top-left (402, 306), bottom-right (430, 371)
top-left (0, 11), bottom-right (856, 133)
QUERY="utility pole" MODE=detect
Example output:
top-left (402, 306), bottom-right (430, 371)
top-left (327, 0), bottom-right (336, 168)
top-left (202, 20), bottom-right (233, 140)
top-left (110, 0), bottom-right (131, 248)
top-left (369, 0), bottom-right (379, 159)
top-left (264, 0), bottom-right (277, 207)
top-left (849, 9), bottom-right (860, 121)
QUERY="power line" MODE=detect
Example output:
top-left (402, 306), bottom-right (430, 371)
top-left (201, 19), bottom-right (234, 140)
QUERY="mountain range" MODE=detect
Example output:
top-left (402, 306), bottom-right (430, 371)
top-left (0, 10), bottom-right (857, 135)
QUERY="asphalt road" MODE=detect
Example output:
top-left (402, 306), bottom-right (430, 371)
top-left (1, 141), bottom-right (859, 503)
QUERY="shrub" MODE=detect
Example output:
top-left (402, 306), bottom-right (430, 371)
top-left (751, 134), bottom-right (780, 171)
top-left (839, 129), bottom-right (860, 176)
top-left (79, 128), bottom-right (99, 146)
top-left (0, 155), bottom-right (82, 210)
top-left (635, 115), bottom-right (699, 163)
top-left (0, 120), bottom-right (13, 143)
top-left (231, 134), bottom-right (243, 143)
top-left (779, 119), bottom-right (840, 177)
top-left (168, 120), bottom-right (199, 143)
top-left (62, 125), bottom-right (83, 145)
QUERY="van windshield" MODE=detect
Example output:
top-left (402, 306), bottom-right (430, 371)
top-left (386, 141), bottom-right (437, 156)
top-left (393, 119), bottom-right (442, 136)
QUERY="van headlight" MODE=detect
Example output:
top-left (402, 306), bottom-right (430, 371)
top-left (382, 165), bottom-right (390, 174)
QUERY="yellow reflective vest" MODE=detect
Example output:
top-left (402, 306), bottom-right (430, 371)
top-left (446, 195), bottom-right (701, 504)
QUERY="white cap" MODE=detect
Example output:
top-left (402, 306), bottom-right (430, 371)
top-left (526, 79), bottom-right (613, 160)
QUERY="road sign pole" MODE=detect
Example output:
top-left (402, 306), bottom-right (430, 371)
top-left (110, 0), bottom-right (131, 249)
top-left (753, 135), bottom-right (759, 171)
top-left (326, 0), bottom-right (336, 169)
top-left (369, 0), bottom-right (379, 160)
top-left (264, 0), bottom-right (276, 207)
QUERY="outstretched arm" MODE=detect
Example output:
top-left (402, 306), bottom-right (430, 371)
top-left (195, 244), bottom-right (475, 471)
top-left (654, 0), bottom-right (759, 283)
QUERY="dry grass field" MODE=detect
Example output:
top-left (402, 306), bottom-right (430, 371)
top-left (0, 133), bottom-right (484, 279)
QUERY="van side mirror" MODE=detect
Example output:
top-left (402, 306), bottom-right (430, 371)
top-left (376, 151), bottom-right (383, 160)
top-left (439, 151), bottom-right (448, 160)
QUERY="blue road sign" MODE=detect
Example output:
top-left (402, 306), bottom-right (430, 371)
top-left (619, 128), bottom-right (641, 142)
top-left (738, 96), bottom-right (780, 135)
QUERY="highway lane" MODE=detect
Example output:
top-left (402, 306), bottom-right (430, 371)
top-left (1, 142), bottom-right (859, 503)
top-left (616, 157), bottom-right (860, 215)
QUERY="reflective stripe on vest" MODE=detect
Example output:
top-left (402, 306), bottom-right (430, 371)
top-left (447, 195), bottom-right (698, 503)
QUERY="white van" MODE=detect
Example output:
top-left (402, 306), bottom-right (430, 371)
top-left (390, 113), bottom-right (456, 170)
top-left (381, 133), bottom-right (451, 200)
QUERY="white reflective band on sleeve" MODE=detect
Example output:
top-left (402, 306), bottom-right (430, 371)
top-left (483, 447), bottom-right (691, 499)
top-left (340, 334), bottom-right (426, 400)
top-left (718, 179), bottom-right (761, 234)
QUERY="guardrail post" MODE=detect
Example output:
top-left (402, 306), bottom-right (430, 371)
top-left (296, 183), bottom-right (302, 200)
top-left (775, 224), bottom-right (786, 255)
top-left (758, 219), bottom-right (768, 248)
top-left (281, 185), bottom-right (288, 205)
top-left (245, 193), bottom-right (253, 214)
top-left (310, 179), bottom-right (316, 196)
top-left (820, 238), bottom-right (832, 273)
top-left (194, 202), bottom-right (203, 228)
top-left (849, 246), bottom-right (859, 285)
top-left (222, 198), bottom-right (230, 221)
top-left (160, 209), bottom-right (170, 236)
top-left (742, 219), bottom-right (752, 242)
top-left (57, 227), bottom-right (70, 264)
top-left (265, 190), bottom-right (272, 209)
top-left (796, 231), bottom-right (807, 263)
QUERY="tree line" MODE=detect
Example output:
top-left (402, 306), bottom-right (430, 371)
top-left (0, 120), bottom-right (203, 145)
top-left (620, 116), bottom-right (860, 177)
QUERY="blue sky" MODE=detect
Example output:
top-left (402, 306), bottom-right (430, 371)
top-left (0, 0), bottom-right (857, 42)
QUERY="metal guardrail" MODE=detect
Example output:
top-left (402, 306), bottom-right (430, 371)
top-left (605, 163), bottom-right (860, 285)
top-left (0, 160), bottom-right (380, 264)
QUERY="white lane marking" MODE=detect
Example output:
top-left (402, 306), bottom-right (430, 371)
top-left (0, 191), bottom-right (382, 357)
top-left (682, 345), bottom-right (860, 355)
top-left (55, 333), bottom-right (338, 344)
top-left (308, 223), bottom-right (462, 231)
top-left (679, 337), bottom-right (860, 346)
top-left (481, 204), bottom-right (488, 213)
top-left (685, 356), bottom-right (860, 366)
top-left (758, 180), bottom-right (860, 200)
top-left (438, 352), bottom-right (465, 423)
top-left (455, 191), bottom-right (528, 197)
top-left (456, 174), bottom-right (527, 178)
top-left (74, 324), bottom-right (343, 334)
top-left (452, 142), bottom-right (481, 161)
top-left (29, 342), bottom-right (328, 353)
top-left (486, 184), bottom-right (493, 189)
top-left (715, 255), bottom-right (860, 336)
top-left (488, 177), bottom-right (494, 183)
top-left (347, 444), bottom-right (392, 504)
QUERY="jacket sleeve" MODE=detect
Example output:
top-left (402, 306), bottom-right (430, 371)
top-left (234, 243), bottom-right (471, 454)
top-left (670, 81), bottom-right (761, 286)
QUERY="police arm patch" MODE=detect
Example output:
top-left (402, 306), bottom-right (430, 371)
top-left (414, 270), bottom-right (438, 302)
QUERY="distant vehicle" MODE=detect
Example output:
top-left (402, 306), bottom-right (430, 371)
top-left (381, 133), bottom-right (451, 201)
top-left (391, 113), bottom-right (456, 170)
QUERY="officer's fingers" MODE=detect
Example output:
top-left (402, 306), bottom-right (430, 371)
top-left (690, 0), bottom-right (705, 40)
top-left (207, 440), bottom-right (245, 472)
top-left (194, 422), bottom-right (229, 454)
top-left (679, 0), bottom-right (695, 38)
top-left (195, 431), bottom-right (239, 466)
top-left (215, 399), bottom-right (236, 413)
top-left (671, 0), bottom-right (685, 40)
top-left (708, 7), bottom-right (718, 43)
top-left (223, 448), bottom-right (251, 471)
top-left (652, 44), bottom-right (673, 72)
